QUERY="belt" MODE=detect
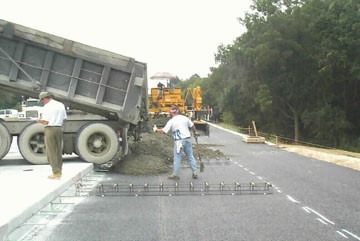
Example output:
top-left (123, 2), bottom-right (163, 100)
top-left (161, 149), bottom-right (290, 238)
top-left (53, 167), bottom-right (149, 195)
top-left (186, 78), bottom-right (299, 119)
top-left (45, 126), bottom-right (61, 128)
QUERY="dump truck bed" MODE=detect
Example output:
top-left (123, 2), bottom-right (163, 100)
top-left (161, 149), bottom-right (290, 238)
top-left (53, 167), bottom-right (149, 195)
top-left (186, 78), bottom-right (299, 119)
top-left (0, 19), bottom-right (147, 125)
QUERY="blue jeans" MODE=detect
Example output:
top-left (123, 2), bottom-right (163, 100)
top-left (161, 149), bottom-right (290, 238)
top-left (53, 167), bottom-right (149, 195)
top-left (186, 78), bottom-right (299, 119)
top-left (173, 138), bottom-right (197, 175)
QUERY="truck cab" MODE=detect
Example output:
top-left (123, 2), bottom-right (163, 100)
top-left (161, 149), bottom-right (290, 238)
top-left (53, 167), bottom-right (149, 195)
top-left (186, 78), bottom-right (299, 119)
top-left (18, 98), bottom-right (44, 119)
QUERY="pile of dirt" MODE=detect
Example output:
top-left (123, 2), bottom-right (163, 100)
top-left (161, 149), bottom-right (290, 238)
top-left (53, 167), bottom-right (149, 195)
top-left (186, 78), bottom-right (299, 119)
top-left (110, 132), bottom-right (224, 175)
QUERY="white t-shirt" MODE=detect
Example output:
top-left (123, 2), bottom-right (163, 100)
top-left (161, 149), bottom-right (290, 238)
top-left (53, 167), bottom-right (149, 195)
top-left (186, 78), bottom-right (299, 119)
top-left (42, 99), bottom-right (67, 126)
top-left (162, 115), bottom-right (194, 140)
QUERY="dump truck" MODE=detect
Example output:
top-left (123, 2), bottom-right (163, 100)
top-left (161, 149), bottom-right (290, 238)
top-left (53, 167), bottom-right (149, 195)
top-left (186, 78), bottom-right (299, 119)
top-left (0, 19), bottom-right (148, 164)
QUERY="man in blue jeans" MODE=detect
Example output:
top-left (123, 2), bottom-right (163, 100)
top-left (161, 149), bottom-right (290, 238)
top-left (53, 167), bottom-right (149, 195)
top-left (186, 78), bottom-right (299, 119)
top-left (153, 106), bottom-right (198, 180)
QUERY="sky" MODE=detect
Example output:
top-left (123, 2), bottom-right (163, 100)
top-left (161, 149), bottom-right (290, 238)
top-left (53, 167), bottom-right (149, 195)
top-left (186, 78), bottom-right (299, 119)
top-left (2, 0), bottom-right (252, 84)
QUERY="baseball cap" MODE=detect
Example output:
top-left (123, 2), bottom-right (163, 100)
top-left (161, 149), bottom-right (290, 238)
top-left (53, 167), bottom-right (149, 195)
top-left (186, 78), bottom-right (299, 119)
top-left (169, 106), bottom-right (179, 113)
top-left (39, 91), bottom-right (52, 100)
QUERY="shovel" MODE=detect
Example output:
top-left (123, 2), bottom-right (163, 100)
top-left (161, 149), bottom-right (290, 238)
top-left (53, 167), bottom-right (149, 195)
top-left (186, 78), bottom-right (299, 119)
top-left (194, 135), bottom-right (204, 172)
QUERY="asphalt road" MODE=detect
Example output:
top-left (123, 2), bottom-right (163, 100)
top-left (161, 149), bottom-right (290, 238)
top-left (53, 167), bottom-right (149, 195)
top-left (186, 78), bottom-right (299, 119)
top-left (6, 126), bottom-right (360, 241)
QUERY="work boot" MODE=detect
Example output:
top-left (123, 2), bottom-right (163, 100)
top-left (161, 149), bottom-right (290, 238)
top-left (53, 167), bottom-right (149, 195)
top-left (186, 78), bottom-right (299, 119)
top-left (168, 174), bottom-right (180, 180)
top-left (48, 173), bottom-right (61, 180)
top-left (192, 171), bottom-right (198, 179)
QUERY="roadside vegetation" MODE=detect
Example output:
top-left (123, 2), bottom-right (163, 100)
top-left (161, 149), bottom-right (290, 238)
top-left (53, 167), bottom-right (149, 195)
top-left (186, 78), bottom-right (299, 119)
top-left (183, 0), bottom-right (360, 153)
top-left (0, 92), bottom-right (22, 111)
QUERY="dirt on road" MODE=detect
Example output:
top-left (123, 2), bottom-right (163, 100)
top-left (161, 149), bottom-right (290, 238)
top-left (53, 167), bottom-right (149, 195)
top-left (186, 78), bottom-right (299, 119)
top-left (110, 132), bottom-right (224, 175)
top-left (109, 130), bottom-right (360, 175)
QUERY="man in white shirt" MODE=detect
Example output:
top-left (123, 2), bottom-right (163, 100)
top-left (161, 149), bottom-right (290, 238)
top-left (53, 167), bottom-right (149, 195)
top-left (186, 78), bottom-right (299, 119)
top-left (153, 106), bottom-right (198, 180)
top-left (36, 92), bottom-right (67, 180)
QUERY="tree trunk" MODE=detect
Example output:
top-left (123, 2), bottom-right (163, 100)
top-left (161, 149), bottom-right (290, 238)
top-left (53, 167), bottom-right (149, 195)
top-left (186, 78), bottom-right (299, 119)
top-left (294, 113), bottom-right (300, 143)
top-left (286, 102), bottom-right (301, 143)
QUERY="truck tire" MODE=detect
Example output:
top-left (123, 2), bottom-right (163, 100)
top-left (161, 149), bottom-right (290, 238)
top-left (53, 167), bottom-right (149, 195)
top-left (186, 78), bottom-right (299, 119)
top-left (121, 127), bottom-right (128, 155)
top-left (18, 123), bottom-right (48, 164)
top-left (0, 122), bottom-right (12, 160)
top-left (75, 123), bottom-right (119, 164)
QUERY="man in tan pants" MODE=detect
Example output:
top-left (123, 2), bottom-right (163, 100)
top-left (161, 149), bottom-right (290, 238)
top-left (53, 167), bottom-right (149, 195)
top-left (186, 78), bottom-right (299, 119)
top-left (36, 92), bottom-right (67, 179)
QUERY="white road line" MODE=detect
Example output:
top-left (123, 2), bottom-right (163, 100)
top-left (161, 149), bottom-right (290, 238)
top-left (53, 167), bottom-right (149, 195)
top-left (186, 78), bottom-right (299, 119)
top-left (286, 195), bottom-right (300, 203)
top-left (257, 176), bottom-right (263, 180)
top-left (302, 207), bottom-right (311, 214)
top-left (233, 161), bottom-right (238, 164)
top-left (336, 231), bottom-right (348, 239)
top-left (317, 218), bottom-right (328, 225)
top-left (277, 190), bottom-right (282, 193)
top-left (249, 171), bottom-right (255, 175)
top-left (244, 168), bottom-right (249, 171)
top-left (207, 123), bottom-right (359, 239)
top-left (302, 206), bottom-right (335, 225)
top-left (342, 229), bottom-right (360, 240)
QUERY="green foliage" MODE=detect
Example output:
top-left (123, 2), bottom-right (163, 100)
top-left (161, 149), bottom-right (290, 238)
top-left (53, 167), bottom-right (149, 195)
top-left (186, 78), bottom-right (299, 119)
top-left (0, 90), bottom-right (22, 110)
top-left (302, 104), bottom-right (351, 146)
top-left (222, 111), bottom-right (234, 125)
top-left (255, 84), bottom-right (272, 112)
top-left (199, 0), bottom-right (360, 150)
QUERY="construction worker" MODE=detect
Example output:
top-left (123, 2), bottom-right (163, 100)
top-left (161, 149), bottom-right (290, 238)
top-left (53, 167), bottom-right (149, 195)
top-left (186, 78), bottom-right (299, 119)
top-left (157, 82), bottom-right (164, 100)
top-left (153, 106), bottom-right (199, 180)
top-left (36, 92), bottom-right (67, 180)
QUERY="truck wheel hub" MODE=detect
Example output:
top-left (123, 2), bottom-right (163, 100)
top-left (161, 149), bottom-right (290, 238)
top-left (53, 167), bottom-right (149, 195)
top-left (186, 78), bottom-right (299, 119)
top-left (93, 138), bottom-right (103, 148)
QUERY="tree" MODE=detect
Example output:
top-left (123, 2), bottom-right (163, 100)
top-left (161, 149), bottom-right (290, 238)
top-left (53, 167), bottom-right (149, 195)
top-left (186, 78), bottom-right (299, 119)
top-left (311, 0), bottom-right (360, 144)
top-left (230, 0), bottom-right (319, 141)
top-left (202, 0), bottom-right (360, 149)
top-left (0, 90), bottom-right (22, 110)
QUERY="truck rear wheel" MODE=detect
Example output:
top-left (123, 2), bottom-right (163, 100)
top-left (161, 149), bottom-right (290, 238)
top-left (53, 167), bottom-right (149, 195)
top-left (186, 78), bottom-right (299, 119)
top-left (18, 123), bottom-right (48, 164)
top-left (75, 123), bottom-right (119, 164)
top-left (121, 127), bottom-right (128, 155)
top-left (0, 122), bottom-right (12, 160)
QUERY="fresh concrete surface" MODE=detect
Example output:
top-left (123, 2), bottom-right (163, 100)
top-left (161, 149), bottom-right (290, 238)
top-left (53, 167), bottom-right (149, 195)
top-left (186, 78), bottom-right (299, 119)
top-left (0, 159), bottom-right (93, 241)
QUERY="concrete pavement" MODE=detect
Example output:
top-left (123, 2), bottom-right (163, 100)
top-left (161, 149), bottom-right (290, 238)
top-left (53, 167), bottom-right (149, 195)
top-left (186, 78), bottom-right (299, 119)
top-left (0, 149), bottom-right (93, 241)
